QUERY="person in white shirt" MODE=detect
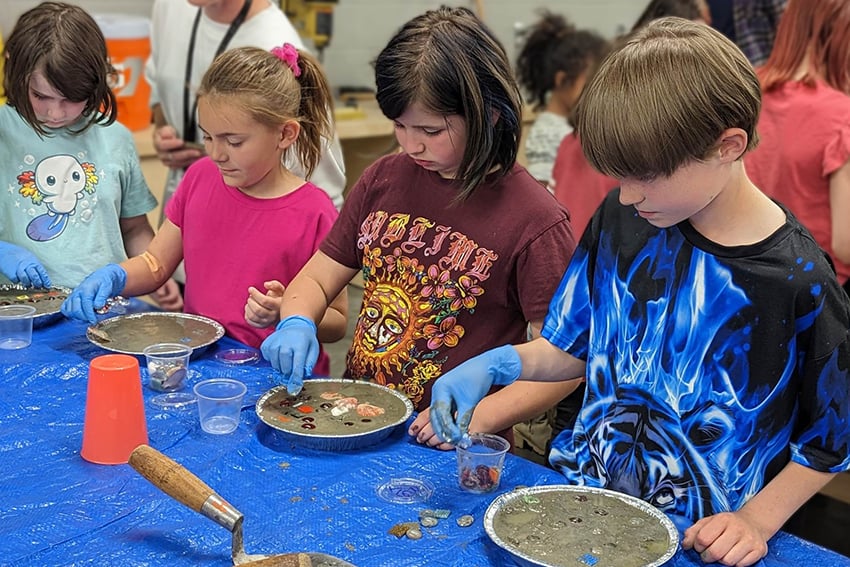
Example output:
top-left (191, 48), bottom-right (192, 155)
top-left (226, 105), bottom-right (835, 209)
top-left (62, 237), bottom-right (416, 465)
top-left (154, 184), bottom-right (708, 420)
top-left (145, 0), bottom-right (346, 219)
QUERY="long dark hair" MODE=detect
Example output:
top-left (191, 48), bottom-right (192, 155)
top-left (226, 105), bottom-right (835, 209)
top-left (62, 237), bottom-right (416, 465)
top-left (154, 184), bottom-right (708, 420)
top-left (374, 6), bottom-right (522, 201)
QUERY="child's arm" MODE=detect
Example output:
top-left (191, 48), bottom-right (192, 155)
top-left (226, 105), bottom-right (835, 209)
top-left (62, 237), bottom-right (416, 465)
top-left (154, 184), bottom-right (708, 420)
top-left (469, 379), bottom-right (582, 437)
top-left (317, 285), bottom-right (348, 343)
top-left (119, 220), bottom-right (184, 297)
top-left (119, 215), bottom-right (183, 311)
top-left (410, 380), bottom-right (582, 450)
top-left (682, 461), bottom-right (836, 566)
top-left (278, 251), bottom-right (357, 324)
top-left (411, 320), bottom-right (582, 448)
top-left (118, 214), bottom-right (157, 258)
top-left (61, 222), bottom-right (184, 323)
top-left (430, 336), bottom-right (587, 444)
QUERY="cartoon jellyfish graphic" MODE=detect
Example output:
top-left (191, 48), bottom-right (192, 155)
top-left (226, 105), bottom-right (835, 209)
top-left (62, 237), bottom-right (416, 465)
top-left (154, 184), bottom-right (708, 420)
top-left (17, 154), bottom-right (97, 241)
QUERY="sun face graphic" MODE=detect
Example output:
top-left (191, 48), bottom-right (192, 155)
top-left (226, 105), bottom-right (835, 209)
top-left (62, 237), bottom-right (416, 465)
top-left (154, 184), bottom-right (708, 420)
top-left (348, 241), bottom-right (487, 409)
top-left (350, 277), bottom-right (431, 386)
top-left (359, 284), bottom-right (413, 354)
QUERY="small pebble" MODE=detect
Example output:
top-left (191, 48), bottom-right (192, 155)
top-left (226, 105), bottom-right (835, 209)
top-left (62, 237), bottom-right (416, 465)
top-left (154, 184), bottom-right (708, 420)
top-left (420, 516), bottom-right (438, 528)
top-left (406, 528), bottom-right (423, 540)
top-left (456, 514), bottom-right (474, 527)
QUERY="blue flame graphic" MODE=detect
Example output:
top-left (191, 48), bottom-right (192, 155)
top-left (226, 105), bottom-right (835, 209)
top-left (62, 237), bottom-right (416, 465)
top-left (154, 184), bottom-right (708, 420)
top-left (547, 227), bottom-right (842, 520)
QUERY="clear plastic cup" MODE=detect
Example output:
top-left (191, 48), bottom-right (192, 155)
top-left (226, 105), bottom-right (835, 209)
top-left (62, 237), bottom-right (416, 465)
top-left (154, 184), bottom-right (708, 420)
top-left (193, 378), bottom-right (246, 434)
top-left (456, 433), bottom-right (510, 493)
top-left (0, 304), bottom-right (36, 349)
top-left (143, 343), bottom-right (192, 392)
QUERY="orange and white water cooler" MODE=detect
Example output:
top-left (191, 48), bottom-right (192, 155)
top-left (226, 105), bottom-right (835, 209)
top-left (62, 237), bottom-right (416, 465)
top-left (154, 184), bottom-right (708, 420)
top-left (94, 14), bottom-right (152, 131)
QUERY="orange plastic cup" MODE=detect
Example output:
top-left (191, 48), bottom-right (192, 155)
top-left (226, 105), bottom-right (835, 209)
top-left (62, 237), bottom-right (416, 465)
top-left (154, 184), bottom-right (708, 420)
top-left (81, 354), bottom-right (149, 464)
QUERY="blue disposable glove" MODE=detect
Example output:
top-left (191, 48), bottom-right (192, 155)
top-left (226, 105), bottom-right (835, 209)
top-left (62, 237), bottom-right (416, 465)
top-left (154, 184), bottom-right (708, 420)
top-left (0, 241), bottom-right (51, 288)
top-left (429, 344), bottom-right (522, 445)
top-left (60, 264), bottom-right (127, 324)
top-left (260, 315), bottom-right (319, 396)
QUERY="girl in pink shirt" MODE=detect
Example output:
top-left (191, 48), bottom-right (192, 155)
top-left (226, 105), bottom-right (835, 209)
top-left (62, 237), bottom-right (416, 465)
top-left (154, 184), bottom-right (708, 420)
top-left (63, 44), bottom-right (348, 375)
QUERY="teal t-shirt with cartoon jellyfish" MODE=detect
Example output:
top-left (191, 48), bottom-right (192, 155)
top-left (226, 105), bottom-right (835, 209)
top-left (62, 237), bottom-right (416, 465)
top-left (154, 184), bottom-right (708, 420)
top-left (0, 104), bottom-right (156, 288)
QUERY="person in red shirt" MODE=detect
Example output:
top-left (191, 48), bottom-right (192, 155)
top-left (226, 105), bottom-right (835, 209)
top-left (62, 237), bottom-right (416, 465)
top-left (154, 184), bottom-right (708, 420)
top-left (744, 0), bottom-right (850, 293)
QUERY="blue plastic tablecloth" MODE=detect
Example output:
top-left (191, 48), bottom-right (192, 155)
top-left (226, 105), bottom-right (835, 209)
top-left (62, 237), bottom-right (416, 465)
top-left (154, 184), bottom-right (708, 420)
top-left (2, 303), bottom-right (848, 567)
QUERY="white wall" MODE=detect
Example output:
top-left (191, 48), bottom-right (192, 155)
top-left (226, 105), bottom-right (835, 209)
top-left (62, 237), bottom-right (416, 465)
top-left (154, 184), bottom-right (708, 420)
top-left (0, 0), bottom-right (645, 91)
top-left (323, 0), bottom-right (643, 90)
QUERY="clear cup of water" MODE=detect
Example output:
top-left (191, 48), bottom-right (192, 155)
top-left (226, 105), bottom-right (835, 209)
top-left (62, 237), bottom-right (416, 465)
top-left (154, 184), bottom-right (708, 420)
top-left (193, 378), bottom-right (247, 434)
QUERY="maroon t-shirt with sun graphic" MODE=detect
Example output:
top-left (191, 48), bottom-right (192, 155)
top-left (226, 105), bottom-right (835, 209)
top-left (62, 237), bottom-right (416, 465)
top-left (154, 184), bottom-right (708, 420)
top-left (321, 153), bottom-right (576, 412)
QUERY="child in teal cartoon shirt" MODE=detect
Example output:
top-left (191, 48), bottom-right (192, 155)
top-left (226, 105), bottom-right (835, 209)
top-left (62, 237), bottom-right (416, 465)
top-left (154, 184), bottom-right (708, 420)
top-left (0, 2), bottom-right (180, 310)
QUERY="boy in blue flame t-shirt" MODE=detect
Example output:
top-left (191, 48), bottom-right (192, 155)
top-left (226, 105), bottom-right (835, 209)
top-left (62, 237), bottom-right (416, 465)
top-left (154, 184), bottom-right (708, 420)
top-left (429, 17), bottom-right (850, 567)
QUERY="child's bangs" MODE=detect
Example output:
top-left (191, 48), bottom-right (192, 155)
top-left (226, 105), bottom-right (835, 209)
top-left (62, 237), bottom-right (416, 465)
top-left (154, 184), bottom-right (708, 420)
top-left (577, 78), bottom-right (697, 180)
top-left (574, 22), bottom-right (760, 181)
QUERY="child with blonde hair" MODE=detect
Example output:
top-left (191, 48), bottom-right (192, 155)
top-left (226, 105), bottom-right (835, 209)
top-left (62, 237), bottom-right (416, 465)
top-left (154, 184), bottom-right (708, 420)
top-left (63, 45), bottom-right (347, 373)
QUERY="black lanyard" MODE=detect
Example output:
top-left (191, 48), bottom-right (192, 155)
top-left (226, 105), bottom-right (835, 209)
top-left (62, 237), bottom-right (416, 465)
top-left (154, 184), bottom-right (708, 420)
top-left (182, 0), bottom-right (252, 143)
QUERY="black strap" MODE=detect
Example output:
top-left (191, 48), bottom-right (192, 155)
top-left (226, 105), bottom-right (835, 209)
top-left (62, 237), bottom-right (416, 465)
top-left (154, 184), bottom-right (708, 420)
top-left (182, 0), bottom-right (252, 143)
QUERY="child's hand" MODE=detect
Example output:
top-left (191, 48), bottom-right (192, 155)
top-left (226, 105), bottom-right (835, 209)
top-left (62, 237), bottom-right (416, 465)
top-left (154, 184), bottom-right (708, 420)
top-left (153, 125), bottom-right (203, 170)
top-left (409, 408), bottom-right (455, 450)
top-left (682, 511), bottom-right (769, 566)
top-left (0, 241), bottom-right (51, 288)
top-left (245, 280), bottom-right (285, 328)
top-left (430, 345), bottom-right (522, 445)
top-left (150, 279), bottom-right (183, 312)
top-left (260, 315), bottom-right (319, 396)
top-left (61, 264), bottom-right (127, 324)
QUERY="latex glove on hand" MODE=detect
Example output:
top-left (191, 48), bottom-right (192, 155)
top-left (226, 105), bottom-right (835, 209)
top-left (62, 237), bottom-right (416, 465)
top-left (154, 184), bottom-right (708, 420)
top-left (429, 345), bottom-right (522, 446)
top-left (60, 264), bottom-right (127, 324)
top-left (0, 241), bottom-right (51, 288)
top-left (260, 315), bottom-right (319, 396)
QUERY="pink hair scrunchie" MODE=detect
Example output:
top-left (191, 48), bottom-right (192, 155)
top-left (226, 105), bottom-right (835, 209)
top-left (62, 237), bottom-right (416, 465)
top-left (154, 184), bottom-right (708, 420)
top-left (271, 43), bottom-right (302, 77)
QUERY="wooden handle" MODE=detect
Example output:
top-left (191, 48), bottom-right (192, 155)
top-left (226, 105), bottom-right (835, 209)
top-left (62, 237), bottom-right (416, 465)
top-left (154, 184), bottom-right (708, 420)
top-left (128, 444), bottom-right (242, 531)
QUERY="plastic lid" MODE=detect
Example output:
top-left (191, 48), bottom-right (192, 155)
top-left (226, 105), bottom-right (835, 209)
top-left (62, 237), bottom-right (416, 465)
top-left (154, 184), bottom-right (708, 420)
top-left (376, 477), bottom-right (435, 504)
top-left (149, 392), bottom-right (197, 410)
top-left (214, 348), bottom-right (260, 365)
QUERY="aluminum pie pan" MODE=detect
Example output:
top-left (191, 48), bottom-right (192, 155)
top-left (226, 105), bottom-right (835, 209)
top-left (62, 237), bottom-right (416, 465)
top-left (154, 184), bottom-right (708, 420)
top-left (0, 284), bottom-right (70, 328)
top-left (86, 311), bottom-right (224, 355)
top-left (256, 378), bottom-right (414, 451)
top-left (484, 485), bottom-right (678, 567)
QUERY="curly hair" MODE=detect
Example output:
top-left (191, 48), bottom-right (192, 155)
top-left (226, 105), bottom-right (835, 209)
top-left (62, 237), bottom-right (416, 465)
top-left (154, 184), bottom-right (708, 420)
top-left (516, 11), bottom-right (608, 112)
